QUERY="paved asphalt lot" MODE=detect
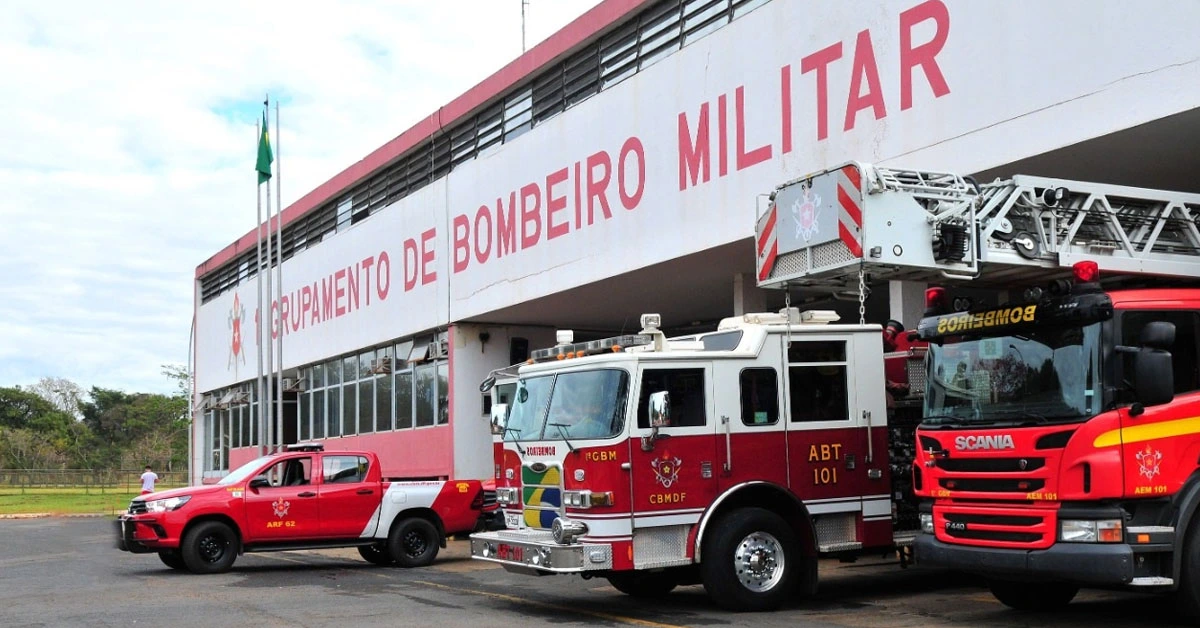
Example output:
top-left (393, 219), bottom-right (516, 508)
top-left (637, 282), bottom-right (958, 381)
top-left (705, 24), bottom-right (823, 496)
top-left (0, 517), bottom-right (1182, 627)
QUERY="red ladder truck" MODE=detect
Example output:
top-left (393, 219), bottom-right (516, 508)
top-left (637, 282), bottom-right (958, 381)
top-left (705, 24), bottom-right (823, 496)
top-left (756, 161), bottom-right (1200, 618)
top-left (471, 311), bottom-right (923, 612)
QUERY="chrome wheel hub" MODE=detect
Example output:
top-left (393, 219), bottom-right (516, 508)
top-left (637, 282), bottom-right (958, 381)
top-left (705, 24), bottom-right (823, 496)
top-left (733, 531), bottom-right (785, 592)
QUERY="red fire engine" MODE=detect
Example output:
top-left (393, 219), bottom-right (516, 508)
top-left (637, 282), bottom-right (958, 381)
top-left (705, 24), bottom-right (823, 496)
top-left (755, 162), bottom-right (1200, 618)
top-left (471, 310), bottom-right (922, 612)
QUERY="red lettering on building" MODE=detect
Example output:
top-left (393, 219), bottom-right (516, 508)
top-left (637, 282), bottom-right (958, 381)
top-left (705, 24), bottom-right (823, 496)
top-left (900, 0), bottom-right (950, 110)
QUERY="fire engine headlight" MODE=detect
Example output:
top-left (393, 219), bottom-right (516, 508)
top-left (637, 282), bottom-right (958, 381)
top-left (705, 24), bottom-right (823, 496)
top-left (1060, 519), bottom-right (1122, 543)
top-left (551, 517), bottom-right (588, 544)
top-left (563, 490), bottom-right (613, 509)
top-left (495, 487), bottom-right (519, 506)
top-left (920, 513), bottom-right (934, 534)
top-left (145, 495), bottom-right (191, 513)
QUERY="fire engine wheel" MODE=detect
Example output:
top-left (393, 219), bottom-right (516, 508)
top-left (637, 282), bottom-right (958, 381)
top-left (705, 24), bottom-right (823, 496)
top-left (606, 571), bottom-right (678, 598)
top-left (180, 521), bottom-right (238, 574)
top-left (988, 579), bottom-right (1078, 611)
top-left (389, 517), bottom-right (440, 568)
top-left (700, 507), bottom-right (798, 612)
top-left (357, 543), bottom-right (394, 566)
top-left (158, 550), bottom-right (186, 571)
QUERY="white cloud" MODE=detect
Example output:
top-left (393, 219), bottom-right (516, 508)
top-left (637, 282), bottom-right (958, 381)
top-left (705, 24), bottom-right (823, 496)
top-left (0, 0), bottom-right (602, 394)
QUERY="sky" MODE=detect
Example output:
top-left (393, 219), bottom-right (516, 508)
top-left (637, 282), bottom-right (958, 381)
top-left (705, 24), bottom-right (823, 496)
top-left (0, 0), bottom-right (603, 395)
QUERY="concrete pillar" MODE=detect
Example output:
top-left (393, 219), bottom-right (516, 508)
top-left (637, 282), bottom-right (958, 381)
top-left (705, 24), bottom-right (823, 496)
top-left (733, 273), bottom-right (767, 316)
top-left (888, 280), bottom-right (927, 330)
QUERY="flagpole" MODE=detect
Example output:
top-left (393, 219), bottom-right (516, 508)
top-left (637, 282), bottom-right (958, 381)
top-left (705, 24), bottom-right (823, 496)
top-left (255, 118), bottom-right (267, 457)
top-left (274, 99), bottom-right (284, 448)
top-left (263, 96), bottom-right (275, 453)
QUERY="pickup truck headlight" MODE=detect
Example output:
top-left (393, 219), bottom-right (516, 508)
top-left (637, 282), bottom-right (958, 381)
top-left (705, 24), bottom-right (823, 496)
top-left (1060, 518), bottom-right (1122, 543)
top-left (145, 496), bottom-right (192, 513)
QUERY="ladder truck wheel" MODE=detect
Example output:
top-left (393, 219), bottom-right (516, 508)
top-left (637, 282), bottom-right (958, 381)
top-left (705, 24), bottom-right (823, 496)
top-left (389, 516), bottom-right (440, 568)
top-left (988, 579), bottom-right (1078, 611)
top-left (1175, 516), bottom-right (1200, 621)
top-left (700, 507), bottom-right (798, 612)
top-left (606, 571), bottom-right (678, 598)
top-left (357, 542), bottom-right (394, 566)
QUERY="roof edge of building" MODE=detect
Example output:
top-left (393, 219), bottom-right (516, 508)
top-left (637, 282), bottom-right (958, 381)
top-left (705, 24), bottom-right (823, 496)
top-left (196, 0), bottom-right (652, 280)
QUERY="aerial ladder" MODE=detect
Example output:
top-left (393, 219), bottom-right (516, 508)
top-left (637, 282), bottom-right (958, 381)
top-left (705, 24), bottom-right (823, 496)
top-left (755, 162), bottom-right (1200, 291)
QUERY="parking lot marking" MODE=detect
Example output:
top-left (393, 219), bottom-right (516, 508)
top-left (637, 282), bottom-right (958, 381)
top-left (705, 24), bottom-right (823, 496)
top-left (413, 580), bottom-right (686, 628)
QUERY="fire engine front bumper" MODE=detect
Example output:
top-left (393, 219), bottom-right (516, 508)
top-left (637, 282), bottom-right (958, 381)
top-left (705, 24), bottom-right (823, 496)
top-left (470, 529), bottom-right (613, 575)
top-left (914, 532), bottom-right (1134, 585)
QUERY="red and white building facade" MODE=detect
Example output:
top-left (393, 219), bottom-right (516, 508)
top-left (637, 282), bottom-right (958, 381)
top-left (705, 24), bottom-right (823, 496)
top-left (191, 0), bottom-right (1200, 484)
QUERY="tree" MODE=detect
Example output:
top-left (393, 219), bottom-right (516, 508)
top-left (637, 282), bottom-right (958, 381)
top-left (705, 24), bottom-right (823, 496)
top-left (27, 377), bottom-right (86, 420)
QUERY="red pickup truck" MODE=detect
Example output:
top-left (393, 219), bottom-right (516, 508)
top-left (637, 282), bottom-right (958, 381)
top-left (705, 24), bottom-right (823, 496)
top-left (115, 443), bottom-right (497, 573)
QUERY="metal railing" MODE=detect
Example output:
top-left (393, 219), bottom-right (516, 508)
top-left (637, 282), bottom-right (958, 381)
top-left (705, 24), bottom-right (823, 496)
top-left (0, 469), bottom-right (187, 493)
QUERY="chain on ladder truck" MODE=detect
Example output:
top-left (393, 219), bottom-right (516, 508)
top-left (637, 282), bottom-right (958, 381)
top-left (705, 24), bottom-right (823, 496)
top-left (756, 160), bottom-right (1200, 617)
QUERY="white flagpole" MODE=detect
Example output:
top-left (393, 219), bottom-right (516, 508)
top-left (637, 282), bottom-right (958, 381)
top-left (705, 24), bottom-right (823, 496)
top-left (255, 118), bottom-right (267, 457)
top-left (263, 96), bottom-right (275, 453)
top-left (274, 99), bottom-right (285, 448)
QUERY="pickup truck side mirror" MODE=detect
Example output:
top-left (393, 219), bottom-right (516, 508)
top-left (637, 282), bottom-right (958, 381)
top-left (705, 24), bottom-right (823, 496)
top-left (249, 477), bottom-right (270, 489)
top-left (641, 391), bottom-right (672, 451)
top-left (490, 403), bottom-right (508, 435)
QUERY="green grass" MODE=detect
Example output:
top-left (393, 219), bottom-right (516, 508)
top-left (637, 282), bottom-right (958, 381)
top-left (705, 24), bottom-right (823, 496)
top-left (0, 486), bottom-right (183, 516)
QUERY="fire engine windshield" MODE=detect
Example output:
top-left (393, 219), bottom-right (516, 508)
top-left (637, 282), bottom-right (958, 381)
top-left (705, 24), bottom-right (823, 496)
top-left (923, 322), bottom-right (1101, 426)
top-left (504, 369), bottom-right (629, 441)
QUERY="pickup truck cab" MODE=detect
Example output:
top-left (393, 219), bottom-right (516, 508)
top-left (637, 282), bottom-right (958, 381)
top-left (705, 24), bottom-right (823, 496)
top-left (115, 443), bottom-right (492, 573)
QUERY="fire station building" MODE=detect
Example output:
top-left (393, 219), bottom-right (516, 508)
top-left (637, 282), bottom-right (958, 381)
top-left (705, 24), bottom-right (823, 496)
top-left (191, 0), bottom-right (1200, 483)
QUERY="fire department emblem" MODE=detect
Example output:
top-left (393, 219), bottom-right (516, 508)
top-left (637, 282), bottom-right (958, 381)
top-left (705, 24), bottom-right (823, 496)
top-left (791, 183), bottom-right (822, 242)
top-left (227, 293), bottom-right (247, 372)
top-left (651, 450), bottom-right (682, 489)
top-left (272, 496), bottom-right (290, 519)
top-left (1136, 445), bottom-right (1163, 481)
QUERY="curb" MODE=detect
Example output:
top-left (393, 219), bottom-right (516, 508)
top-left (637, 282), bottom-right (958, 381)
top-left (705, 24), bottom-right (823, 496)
top-left (0, 512), bottom-right (113, 520)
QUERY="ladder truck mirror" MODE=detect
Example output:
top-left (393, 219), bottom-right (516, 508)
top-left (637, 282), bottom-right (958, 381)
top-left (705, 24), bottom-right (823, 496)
top-left (1133, 349), bottom-right (1174, 409)
top-left (491, 403), bottom-right (509, 435)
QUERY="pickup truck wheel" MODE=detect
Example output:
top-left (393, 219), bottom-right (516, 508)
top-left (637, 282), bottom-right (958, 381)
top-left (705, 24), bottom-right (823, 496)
top-left (700, 507), bottom-right (798, 612)
top-left (158, 550), bottom-right (186, 570)
top-left (357, 543), bottom-right (394, 566)
top-left (607, 571), bottom-right (678, 598)
top-left (389, 517), bottom-right (440, 568)
top-left (988, 579), bottom-right (1078, 611)
top-left (181, 521), bottom-right (238, 574)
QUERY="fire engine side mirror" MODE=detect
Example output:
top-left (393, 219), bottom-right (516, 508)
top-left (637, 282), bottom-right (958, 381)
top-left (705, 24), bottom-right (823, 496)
top-left (1140, 321), bottom-right (1175, 351)
top-left (490, 403), bottom-right (509, 435)
top-left (641, 391), bottom-right (671, 451)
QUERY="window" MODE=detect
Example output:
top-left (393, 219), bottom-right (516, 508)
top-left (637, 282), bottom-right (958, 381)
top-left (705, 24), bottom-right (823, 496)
top-left (637, 368), bottom-right (706, 428)
top-left (1121, 310), bottom-right (1200, 394)
top-left (261, 457), bottom-right (312, 487)
top-left (415, 363), bottom-right (437, 427)
top-left (740, 368), bottom-right (778, 425)
top-left (789, 341), bottom-right (849, 422)
top-left (545, 370), bottom-right (629, 439)
top-left (323, 455), bottom-right (369, 484)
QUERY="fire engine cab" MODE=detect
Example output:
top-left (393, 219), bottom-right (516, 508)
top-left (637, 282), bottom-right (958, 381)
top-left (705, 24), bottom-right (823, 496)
top-left (755, 161), bottom-right (1200, 618)
top-left (471, 310), bottom-right (917, 612)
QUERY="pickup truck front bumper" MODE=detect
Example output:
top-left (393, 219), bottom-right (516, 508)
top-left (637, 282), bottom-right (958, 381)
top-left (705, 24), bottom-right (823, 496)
top-left (114, 515), bottom-right (172, 554)
top-left (470, 529), bottom-right (612, 575)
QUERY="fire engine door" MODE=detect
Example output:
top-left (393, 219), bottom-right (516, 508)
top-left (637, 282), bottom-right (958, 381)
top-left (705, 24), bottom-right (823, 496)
top-left (783, 336), bottom-right (876, 517)
top-left (244, 456), bottom-right (318, 541)
top-left (628, 366), bottom-right (718, 541)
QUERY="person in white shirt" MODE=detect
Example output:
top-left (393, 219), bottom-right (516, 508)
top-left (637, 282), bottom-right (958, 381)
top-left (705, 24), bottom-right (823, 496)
top-left (140, 465), bottom-right (158, 495)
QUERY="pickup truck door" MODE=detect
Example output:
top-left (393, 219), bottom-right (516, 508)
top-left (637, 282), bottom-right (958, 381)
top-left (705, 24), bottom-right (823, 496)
top-left (243, 455), bottom-right (319, 541)
top-left (318, 454), bottom-right (382, 538)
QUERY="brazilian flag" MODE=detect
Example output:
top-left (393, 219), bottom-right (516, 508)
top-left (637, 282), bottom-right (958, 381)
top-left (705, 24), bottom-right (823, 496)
top-left (256, 111), bottom-right (273, 184)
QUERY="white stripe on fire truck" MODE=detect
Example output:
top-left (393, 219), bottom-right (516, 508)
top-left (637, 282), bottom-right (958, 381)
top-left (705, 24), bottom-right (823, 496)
top-left (574, 517), bottom-right (633, 537)
top-left (862, 497), bottom-right (892, 518)
top-left (633, 512), bottom-right (702, 527)
top-left (805, 501), bottom-right (861, 515)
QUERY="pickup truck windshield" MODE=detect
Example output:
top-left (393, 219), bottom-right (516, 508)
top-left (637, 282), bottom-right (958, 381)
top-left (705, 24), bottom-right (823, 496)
top-left (924, 322), bottom-right (1101, 426)
top-left (217, 456), bottom-right (273, 485)
top-left (505, 369), bottom-right (629, 441)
